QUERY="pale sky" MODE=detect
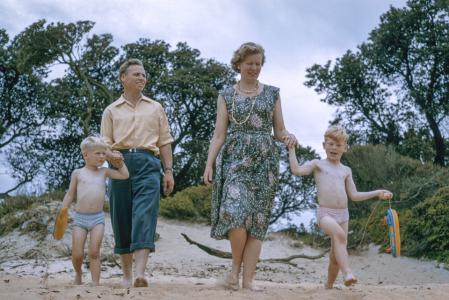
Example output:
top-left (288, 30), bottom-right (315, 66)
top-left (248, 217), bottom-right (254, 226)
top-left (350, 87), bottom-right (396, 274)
top-left (0, 0), bottom-right (408, 193)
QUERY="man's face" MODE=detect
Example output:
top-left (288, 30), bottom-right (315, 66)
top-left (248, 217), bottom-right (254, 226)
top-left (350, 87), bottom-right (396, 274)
top-left (121, 64), bottom-right (147, 92)
top-left (323, 137), bottom-right (347, 161)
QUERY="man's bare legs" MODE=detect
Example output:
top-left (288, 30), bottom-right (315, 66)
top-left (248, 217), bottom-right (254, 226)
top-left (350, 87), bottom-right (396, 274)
top-left (88, 224), bottom-right (105, 286)
top-left (120, 253), bottom-right (133, 287)
top-left (133, 249), bottom-right (150, 287)
top-left (228, 228), bottom-right (247, 289)
top-left (72, 227), bottom-right (88, 285)
top-left (319, 217), bottom-right (356, 286)
top-left (242, 236), bottom-right (262, 290)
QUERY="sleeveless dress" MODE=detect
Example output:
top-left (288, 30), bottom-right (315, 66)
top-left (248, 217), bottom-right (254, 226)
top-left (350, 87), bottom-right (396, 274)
top-left (211, 84), bottom-right (280, 241)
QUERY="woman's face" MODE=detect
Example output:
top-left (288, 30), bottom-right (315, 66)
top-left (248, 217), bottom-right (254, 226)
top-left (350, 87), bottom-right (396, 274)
top-left (239, 53), bottom-right (263, 81)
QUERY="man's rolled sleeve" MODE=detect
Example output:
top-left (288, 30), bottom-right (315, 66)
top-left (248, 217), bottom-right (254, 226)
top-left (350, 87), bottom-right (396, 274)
top-left (156, 107), bottom-right (174, 147)
top-left (101, 108), bottom-right (114, 146)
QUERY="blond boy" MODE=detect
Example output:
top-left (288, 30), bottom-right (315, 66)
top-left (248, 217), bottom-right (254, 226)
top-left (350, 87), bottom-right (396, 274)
top-left (287, 126), bottom-right (392, 288)
top-left (62, 136), bottom-right (129, 286)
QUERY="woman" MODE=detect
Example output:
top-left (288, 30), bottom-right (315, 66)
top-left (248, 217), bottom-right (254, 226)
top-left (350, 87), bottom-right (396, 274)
top-left (203, 42), bottom-right (297, 290)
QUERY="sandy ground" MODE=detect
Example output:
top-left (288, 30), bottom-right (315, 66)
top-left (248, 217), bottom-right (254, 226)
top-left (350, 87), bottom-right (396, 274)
top-left (1, 214), bottom-right (449, 299)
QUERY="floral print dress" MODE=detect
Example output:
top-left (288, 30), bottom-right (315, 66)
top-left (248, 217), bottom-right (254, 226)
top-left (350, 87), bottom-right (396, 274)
top-left (211, 84), bottom-right (280, 241)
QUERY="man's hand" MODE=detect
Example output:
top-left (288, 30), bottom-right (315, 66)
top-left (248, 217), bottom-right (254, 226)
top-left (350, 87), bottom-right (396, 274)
top-left (163, 171), bottom-right (174, 196)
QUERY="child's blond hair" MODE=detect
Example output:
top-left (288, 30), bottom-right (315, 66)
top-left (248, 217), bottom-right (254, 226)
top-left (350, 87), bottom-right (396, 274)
top-left (324, 126), bottom-right (349, 143)
top-left (80, 136), bottom-right (110, 154)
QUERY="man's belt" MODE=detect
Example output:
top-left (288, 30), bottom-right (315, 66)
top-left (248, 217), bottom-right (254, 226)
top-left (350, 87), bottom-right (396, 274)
top-left (119, 148), bottom-right (156, 156)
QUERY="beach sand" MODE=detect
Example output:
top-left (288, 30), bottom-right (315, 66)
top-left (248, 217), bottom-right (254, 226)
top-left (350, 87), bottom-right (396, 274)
top-left (1, 215), bottom-right (449, 299)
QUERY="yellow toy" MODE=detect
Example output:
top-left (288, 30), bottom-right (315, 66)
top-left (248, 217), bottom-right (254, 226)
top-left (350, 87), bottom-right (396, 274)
top-left (53, 207), bottom-right (68, 240)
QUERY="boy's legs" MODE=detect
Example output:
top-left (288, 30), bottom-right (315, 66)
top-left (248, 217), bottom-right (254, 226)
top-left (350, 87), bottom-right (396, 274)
top-left (325, 241), bottom-right (339, 289)
top-left (88, 224), bottom-right (105, 286)
top-left (72, 226), bottom-right (88, 284)
top-left (319, 217), bottom-right (354, 283)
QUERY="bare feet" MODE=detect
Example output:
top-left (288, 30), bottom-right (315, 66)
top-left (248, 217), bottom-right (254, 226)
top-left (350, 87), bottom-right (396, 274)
top-left (121, 277), bottom-right (132, 288)
top-left (344, 273), bottom-right (358, 287)
top-left (242, 282), bottom-right (263, 292)
top-left (223, 274), bottom-right (239, 291)
top-left (134, 277), bottom-right (149, 288)
top-left (74, 273), bottom-right (82, 285)
top-left (324, 282), bottom-right (333, 289)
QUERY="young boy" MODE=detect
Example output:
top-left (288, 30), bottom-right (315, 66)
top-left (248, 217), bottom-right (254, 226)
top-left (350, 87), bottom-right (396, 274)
top-left (287, 126), bottom-right (392, 288)
top-left (61, 136), bottom-right (129, 286)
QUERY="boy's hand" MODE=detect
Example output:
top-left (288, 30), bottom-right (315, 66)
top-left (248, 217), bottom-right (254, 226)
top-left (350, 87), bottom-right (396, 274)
top-left (378, 190), bottom-right (393, 200)
top-left (282, 133), bottom-right (298, 149)
top-left (109, 150), bottom-right (124, 168)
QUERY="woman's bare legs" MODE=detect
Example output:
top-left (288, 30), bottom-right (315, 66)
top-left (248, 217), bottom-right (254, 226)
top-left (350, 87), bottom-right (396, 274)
top-left (242, 235), bottom-right (262, 290)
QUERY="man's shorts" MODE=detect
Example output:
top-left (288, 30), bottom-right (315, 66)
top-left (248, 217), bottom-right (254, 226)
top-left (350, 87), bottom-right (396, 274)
top-left (108, 150), bottom-right (161, 254)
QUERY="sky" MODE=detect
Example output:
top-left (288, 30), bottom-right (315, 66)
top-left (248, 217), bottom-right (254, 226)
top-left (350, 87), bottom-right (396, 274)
top-left (0, 0), bottom-right (408, 194)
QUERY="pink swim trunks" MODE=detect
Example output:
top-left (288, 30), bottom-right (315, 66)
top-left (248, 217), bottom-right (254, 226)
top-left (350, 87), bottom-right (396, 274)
top-left (317, 206), bottom-right (349, 225)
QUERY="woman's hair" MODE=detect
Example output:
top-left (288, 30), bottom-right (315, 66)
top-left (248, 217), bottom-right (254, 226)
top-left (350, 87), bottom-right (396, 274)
top-left (119, 58), bottom-right (144, 79)
top-left (324, 126), bottom-right (349, 143)
top-left (80, 136), bottom-right (110, 153)
top-left (230, 42), bottom-right (265, 73)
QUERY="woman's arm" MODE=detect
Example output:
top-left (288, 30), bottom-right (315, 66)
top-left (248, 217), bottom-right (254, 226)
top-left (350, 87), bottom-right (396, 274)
top-left (272, 96), bottom-right (297, 148)
top-left (203, 95), bottom-right (229, 185)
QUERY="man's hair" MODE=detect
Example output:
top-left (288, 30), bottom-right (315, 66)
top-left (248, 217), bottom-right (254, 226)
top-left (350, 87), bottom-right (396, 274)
top-left (324, 126), bottom-right (349, 143)
top-left (230, 42), bottom-right (265, 73)
top-left (80, 136), bottom-right (110, 153)
top-left (119, 58), bottom-right (144, 79)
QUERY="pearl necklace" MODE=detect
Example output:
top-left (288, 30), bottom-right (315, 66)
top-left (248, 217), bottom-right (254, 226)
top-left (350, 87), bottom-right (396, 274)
top-left (230, 88), bottom-right (257, 125)
top-left (237, 80), bottom-right (259, 94)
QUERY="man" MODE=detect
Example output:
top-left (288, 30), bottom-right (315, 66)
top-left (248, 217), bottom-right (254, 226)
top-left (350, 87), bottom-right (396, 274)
top-left (101, 58), bottom-right (174, 288)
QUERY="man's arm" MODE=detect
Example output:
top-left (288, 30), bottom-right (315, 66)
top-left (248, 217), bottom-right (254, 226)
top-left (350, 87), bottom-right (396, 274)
top-left (160, 143), bottom-right (174, 196)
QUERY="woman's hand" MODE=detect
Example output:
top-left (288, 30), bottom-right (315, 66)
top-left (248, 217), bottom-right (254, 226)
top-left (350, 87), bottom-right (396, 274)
top-left (203, 165), bottom-right (214, 186)
top-left (282, 133), bottom-right (298, 149)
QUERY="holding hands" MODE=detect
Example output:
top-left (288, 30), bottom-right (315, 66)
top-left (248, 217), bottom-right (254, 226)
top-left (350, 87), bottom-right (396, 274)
top-left (282, 133), bottom-right (298, 149)
top-left (107, 150), bottom-right (124, 169)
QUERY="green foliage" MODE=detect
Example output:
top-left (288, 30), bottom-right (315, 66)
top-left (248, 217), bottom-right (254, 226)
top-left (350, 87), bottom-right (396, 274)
top-left (403, 187), bottom-right (449, 263)
top-left (271, 145), bottom-right (319, 225)
top-left (305, 0), bottom-right (449, 165)
top-left (343, 144), bottom-right (449, 219)
top-left (342, 144), bottom-right (449, 262)
top-left (0, 190), bottom-right (64, 219)
top-left (160, 185), bottom-right (212, 221)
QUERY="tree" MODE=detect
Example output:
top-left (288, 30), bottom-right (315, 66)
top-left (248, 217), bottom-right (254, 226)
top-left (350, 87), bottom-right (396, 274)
top-left (0, 28), bottom-right (52, 195)
top-left (10, 20), bottom-right (119, 189)
top-left (305, 0), bottom-right (449, 165)
top-left (270, 145), bottom-right (319, 225)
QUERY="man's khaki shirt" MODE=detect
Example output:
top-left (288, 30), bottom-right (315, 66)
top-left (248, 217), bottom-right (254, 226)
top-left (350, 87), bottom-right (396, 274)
top-left (101, 95), bottom-right (174, 156)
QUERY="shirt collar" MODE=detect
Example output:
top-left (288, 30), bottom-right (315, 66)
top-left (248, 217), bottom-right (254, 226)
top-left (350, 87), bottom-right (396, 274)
top-left (113, 94), bottom-right (153, 107)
